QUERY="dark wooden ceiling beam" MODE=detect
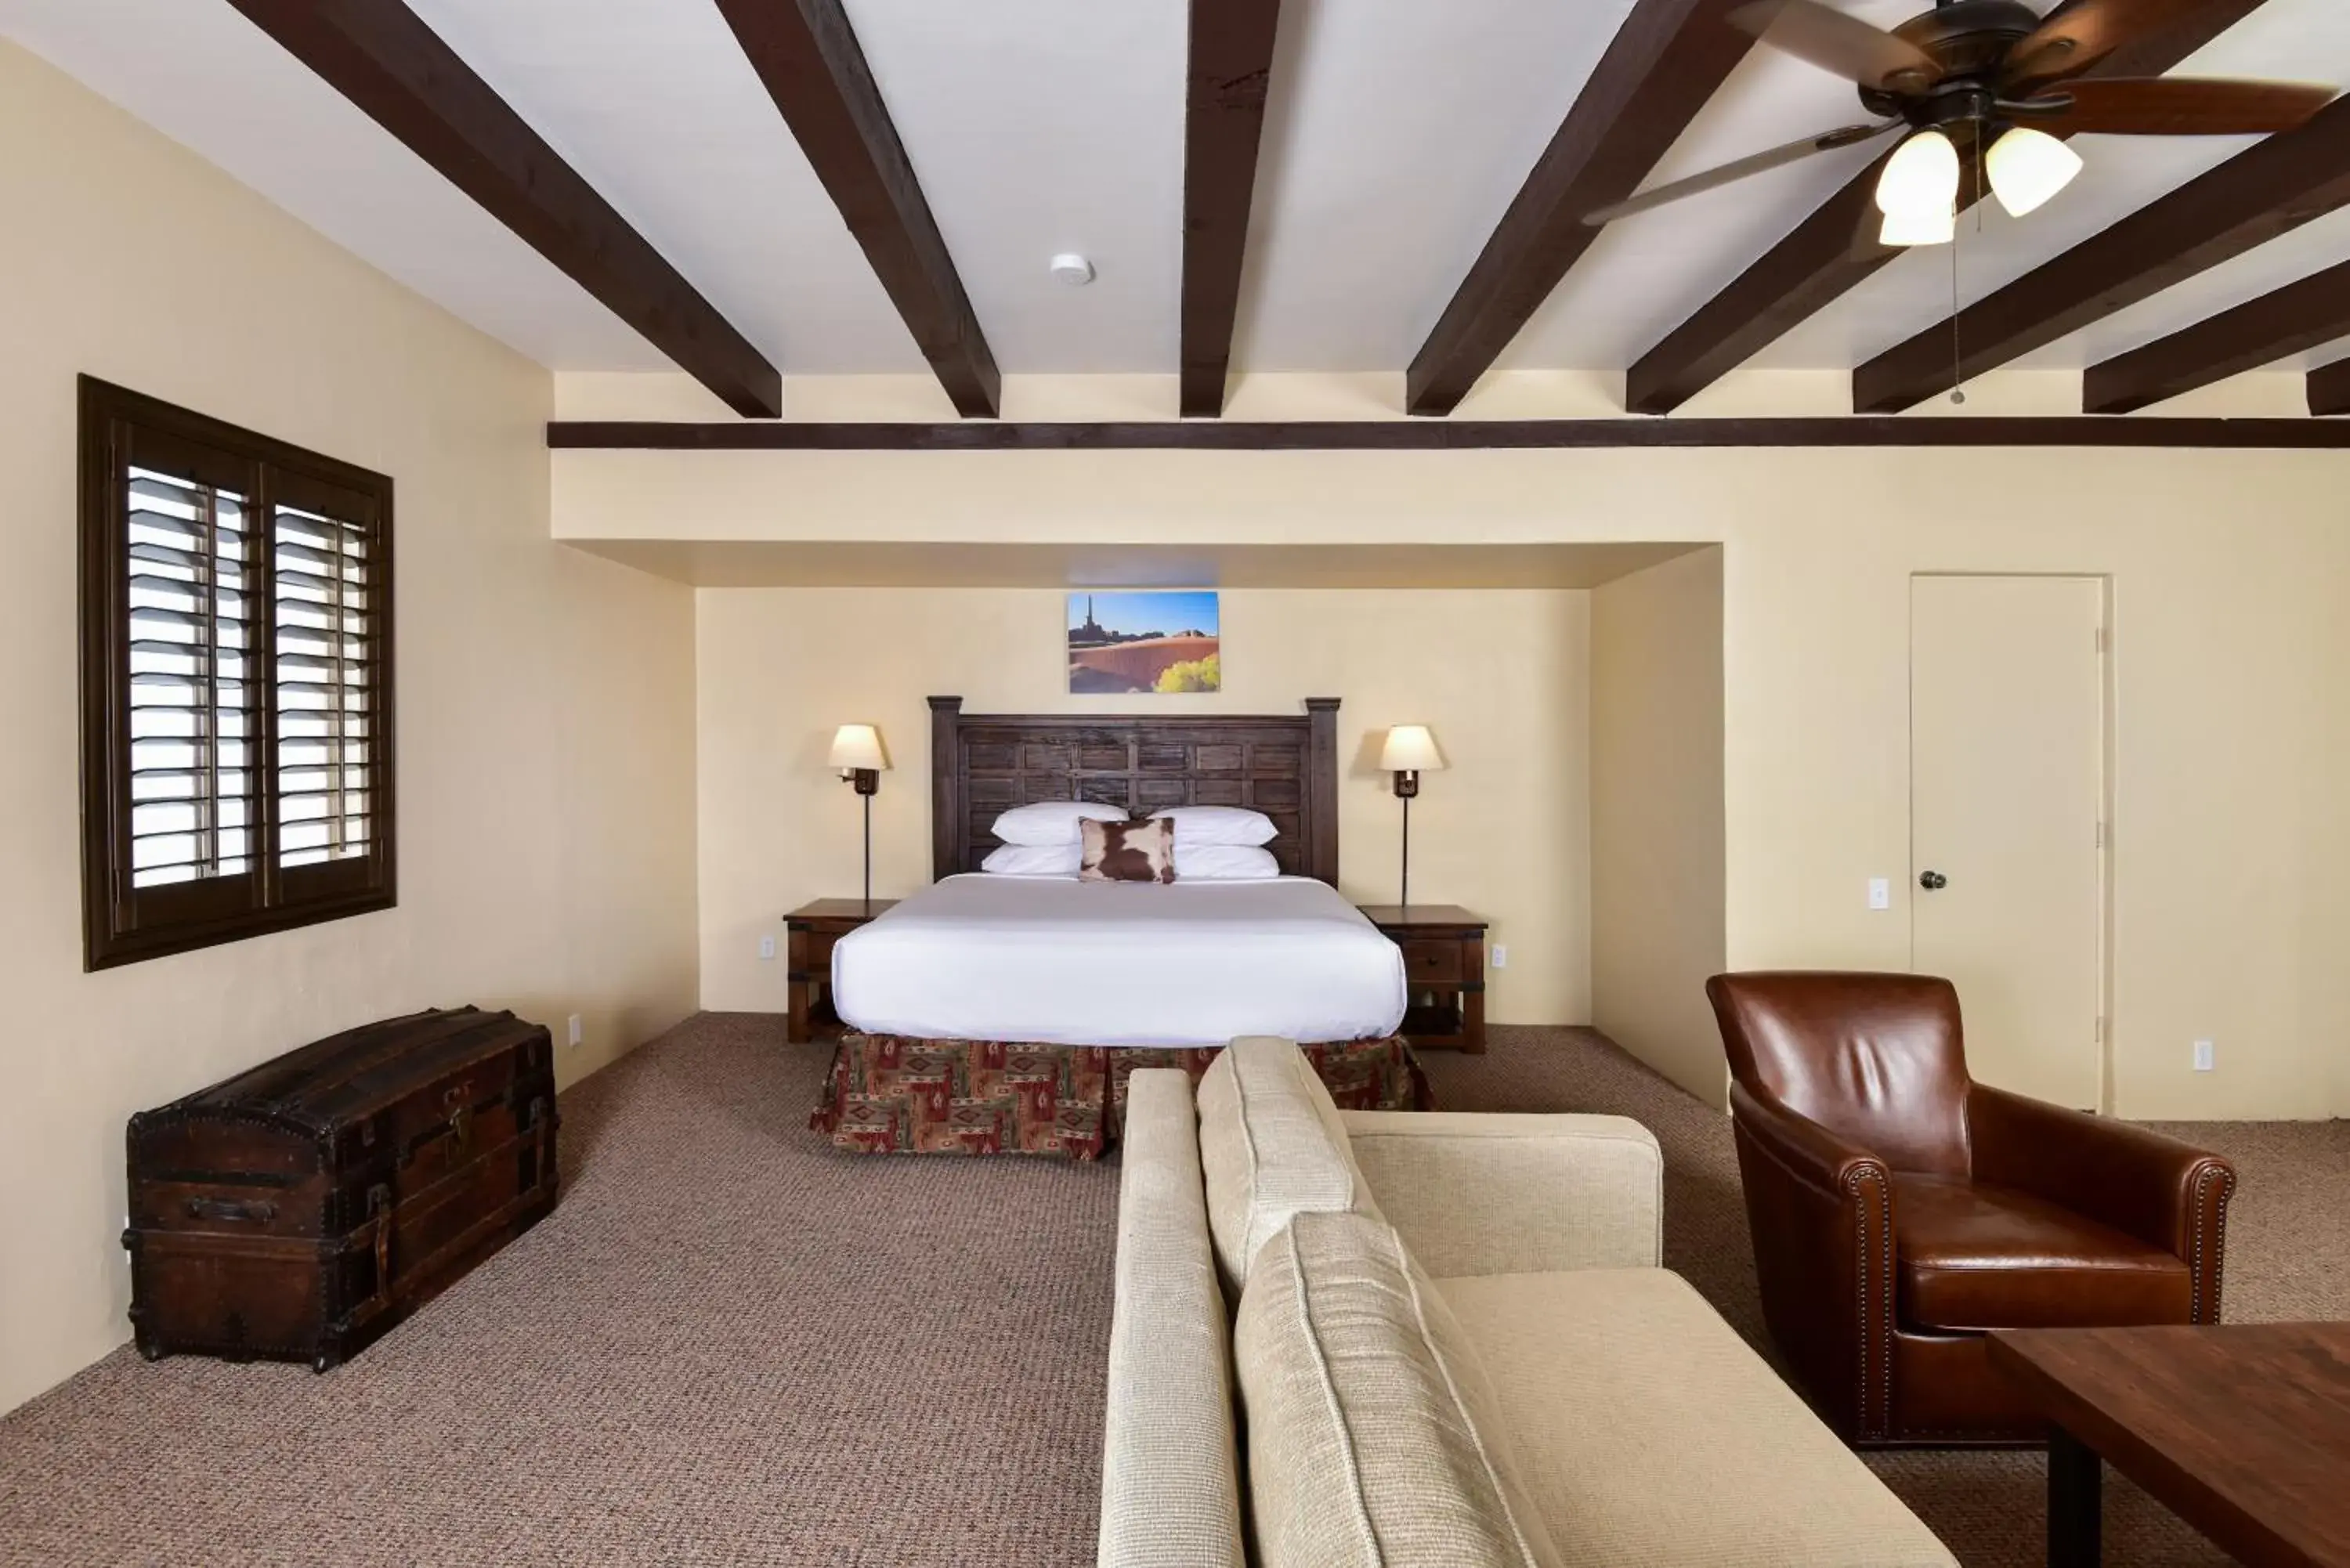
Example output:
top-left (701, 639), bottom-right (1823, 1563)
top-left (1855, 92), bottom-right (2350, 414)
top-left (714, 0), bottom-right (1000, 417)
top-left (1626, 0), bottom-right (2274, 417)
top-left (1630, 150), bottom-right (1932, 417)
top-left (548, 417), bottom-right (2350, 451)
top-left (1403, 0), bottom-right (1759, 417)
top-left (226, 0), bottom-right (781, 417)
top-left (2084, 260), bottom-right (2350, 413)
top-left (1180, 0), bottom-right (1284, 418)
top-left (2312, 357), bottom-right (2350, 416)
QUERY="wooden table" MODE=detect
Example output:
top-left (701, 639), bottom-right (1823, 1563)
top-left (783, 898), bottom-right (898, 1043)
top-left (1987, 1323), bottom-right (2350, 1568)
top-left (1354, 904), bottom-right (1487, 1053)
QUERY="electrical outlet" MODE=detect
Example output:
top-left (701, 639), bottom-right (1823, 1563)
top-left (1867, 877), bottom-right (1892, 911)
top-left (758, 933), bottom-right (776, 960)
top-left (2193, 1039), bottom-right (2215, 1072)
top-left (1491, 944), bottom-right (1508, 970)
top-left (566, 1013), bottom-right (584, 1049)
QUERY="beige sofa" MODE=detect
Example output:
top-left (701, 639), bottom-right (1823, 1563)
top-left (1098, 1039), bottom-right (1958, 1568)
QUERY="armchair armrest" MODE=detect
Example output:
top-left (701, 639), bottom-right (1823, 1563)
top-left (1730, 1084), bottom-right (1891, 1196)
top-left (1337, 1111), bottom-right (1661, 1276)
top-left (1969, 1084), bottom-right (2236, 1321)
top-left (1728, 1083), bottom-right (1897, 1443)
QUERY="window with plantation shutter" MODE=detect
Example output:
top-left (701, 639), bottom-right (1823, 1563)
top-left (81, 378), bottom-right (395, 969)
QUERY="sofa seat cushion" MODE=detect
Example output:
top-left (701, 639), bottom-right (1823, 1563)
top-left (1234, 1211), bottom-right (1559, 1568)
top-left (1434, 1268), bottom-right (1956, 1568)
top-left (1198, 1037), bottom-right (1382, 1293)
top-left (1892, 1175), bottom-right (2191, 1333)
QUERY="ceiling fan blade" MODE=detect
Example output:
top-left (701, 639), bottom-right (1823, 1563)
top-left (2015, 77), bottom-right (2337, 135)
top-left (2002, 0), bottom-right (2225, 89)
top-left (1584, 122), bottom-right (1904, 227)
top-left (1729, 0), bottom-right (1942, 92)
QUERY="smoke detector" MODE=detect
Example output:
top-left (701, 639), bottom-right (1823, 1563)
top-left (1048, 253), bottom-right (1096, 287)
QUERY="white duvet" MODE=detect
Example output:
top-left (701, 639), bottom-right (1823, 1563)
top-left (833, 874), bottom-right (1408, 1048)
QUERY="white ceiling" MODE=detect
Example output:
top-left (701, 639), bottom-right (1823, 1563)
top-left (7, 0), bottom-right (2349, 392)
top-left (1234, 0), bottom-right (1640, 370)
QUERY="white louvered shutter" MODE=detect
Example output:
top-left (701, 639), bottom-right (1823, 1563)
top-left (125, 466), bottom-right (255, 888)
top-left (272, 501), bottom-right (374, 869)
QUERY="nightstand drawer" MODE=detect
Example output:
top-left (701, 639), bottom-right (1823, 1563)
top-left (1398, 940), bottom-right (1463, 985)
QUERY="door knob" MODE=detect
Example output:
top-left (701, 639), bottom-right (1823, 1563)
top-left (1919, 870), bottom-right (1948, 891)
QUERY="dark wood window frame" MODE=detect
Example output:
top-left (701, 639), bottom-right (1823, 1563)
top-left (79, 376), bottom-right (396, 970)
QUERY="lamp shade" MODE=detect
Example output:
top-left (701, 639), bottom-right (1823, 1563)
top-left (1380, 724), bottom-right (1445, 773)
top-left (829, 724), bottom-right (889, 771)
top-left (1986, 126), bottom-right (2083, 219)
top-left (1878, 204), bottom-right (1957, 247)
top-left (1875, 130), bottom-right (1959, 222)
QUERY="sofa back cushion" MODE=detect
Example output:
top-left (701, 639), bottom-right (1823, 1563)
top-left (1099, 1069), bottom-right (1245, 1568)
top-left (1197, 1036), bottom-right (1381, 1293)
top-left (1233, 1210), bottom-right (1560, 1568)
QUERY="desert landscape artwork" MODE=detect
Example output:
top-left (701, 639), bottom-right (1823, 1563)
top-left (1066, 591), bottom-right (1220, 694)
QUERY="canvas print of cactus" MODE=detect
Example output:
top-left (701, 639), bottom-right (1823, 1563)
top-left (1067, 591), bottom-right (1220, 694)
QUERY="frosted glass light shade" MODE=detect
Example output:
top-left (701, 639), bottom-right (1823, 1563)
top-left (829, 724), bottom-right (889, 771)
top-left (1380, 724), bottom-right (1446, 773)
top-left (1875, 131), bottom-right (1960, 221)
top-left (1987, 126), bottom-right (2083, 218)
top-left (1879, 204), bottom-right (1958, 247)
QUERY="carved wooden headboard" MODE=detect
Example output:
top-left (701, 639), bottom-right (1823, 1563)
top-left (928, 697), bottom-right (1340, 885)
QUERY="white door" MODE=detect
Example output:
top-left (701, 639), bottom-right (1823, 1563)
top-left (1911, 575), bottom-right (2105, 1110)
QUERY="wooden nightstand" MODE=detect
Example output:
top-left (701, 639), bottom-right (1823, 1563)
top-left (1356, 904), bottom-right (1488, 1054)
top-left (783, 898), bottom-right (898, 1044)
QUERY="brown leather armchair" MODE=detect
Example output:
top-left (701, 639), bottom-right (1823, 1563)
top-left (1707, 971), bottom-right (2236, 1447)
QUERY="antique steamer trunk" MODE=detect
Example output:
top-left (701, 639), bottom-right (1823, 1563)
top-left (124, 1006), bottom-right (558, 1371)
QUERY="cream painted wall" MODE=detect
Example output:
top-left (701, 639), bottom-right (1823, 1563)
top-left (2330, 665), bottom-right (2350, 1123)
top-left (562, 370), bottom-right (2350, 1123)
top-left (1592, 549), bottom-right (1728, 1108)
top-left (696, 588), bottom-right (1592, 1025)
top-left (1719, 505), bottom-right (2350, 1122)
top-left (0, 43), bottom-right (700, 1415)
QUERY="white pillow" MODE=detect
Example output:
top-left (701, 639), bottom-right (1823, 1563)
top-left (1175, 844), bottom-right (1282, 881)
top-left (980, 843), bottom-right (1081, 877)
top-left (1148, 807), bottom-right (1279, 847)
top-left (991, 800), bottom-right (1130, 846)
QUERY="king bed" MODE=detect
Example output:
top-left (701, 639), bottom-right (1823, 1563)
top-left (808, 696), bottom-right (1426, 1157)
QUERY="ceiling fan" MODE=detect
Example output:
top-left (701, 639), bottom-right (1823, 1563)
top-left (1586, 0), bottom-right (2337, 244)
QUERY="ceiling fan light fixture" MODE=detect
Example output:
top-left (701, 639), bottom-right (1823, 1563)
top-left (1986, 126), bottom-right (2084, 218)
top-left (1879, 205), bottom-right (1958, 247)
top-left (1875, 129), bottom-right (1961, 221)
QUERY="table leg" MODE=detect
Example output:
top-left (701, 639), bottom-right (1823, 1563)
top-left (2048, 1426), bottom-right (2102, 1568)
top-left (1462, 936), bottom-right (1488, 1055)
top-left (786, 925), bottom-right (810, 1045)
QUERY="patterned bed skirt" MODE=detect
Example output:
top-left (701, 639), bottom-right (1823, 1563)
top-left (809, 1034), bottom-right (1430, 1160)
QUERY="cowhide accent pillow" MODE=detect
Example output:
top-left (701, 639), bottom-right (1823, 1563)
top-left (1079, 816), bottom-right (1177, 884)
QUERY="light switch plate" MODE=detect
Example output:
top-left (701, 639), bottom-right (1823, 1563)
top-left (1867, 877), bottom-right (1892, 911)
top-left (1491, 944), bottom-right (1508, 970)
top-left (758, 933), bottom-right (776, 960)
top-left (566, 1014), bottom-right (583, 1049)
top-left (2193, 1039), bottom-right (2215, 1072)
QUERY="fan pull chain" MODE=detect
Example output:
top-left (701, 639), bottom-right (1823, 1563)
top-left (1976, 131), bottom-right (1987, 236)
top-left (1949, 235), bottom-right (1965, 406)
top-left (1950, 132), bottom-right (1982, 407)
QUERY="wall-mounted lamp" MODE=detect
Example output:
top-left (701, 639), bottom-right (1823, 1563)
top-left (830, 724), bottom-right (891, 912)
top-left (1379, 724), bottom-right (1446, 909)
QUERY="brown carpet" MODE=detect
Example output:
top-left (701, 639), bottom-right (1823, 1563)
top-left (0, 1016), bottom-right (2341, 1566)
